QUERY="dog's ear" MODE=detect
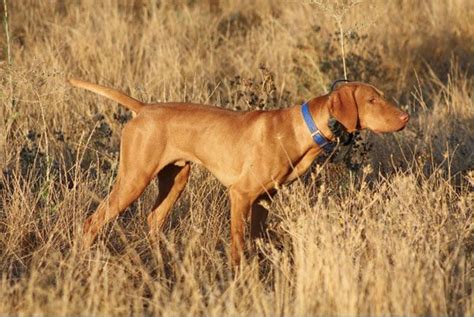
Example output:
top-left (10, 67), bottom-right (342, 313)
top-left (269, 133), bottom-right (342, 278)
top-left (329, 85), bottom-right (359, 132)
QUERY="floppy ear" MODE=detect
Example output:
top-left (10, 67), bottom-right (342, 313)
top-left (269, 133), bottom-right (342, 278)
top-left (329, 86), bottom-right (359, 132)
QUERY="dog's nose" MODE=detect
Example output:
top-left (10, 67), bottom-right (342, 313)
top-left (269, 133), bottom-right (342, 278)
top-left (400, 113), bottom-right (410, 123)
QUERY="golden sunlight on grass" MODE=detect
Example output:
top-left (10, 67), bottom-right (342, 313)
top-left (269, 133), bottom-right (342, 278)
top-left (0, 0), bottom-right (472, 315)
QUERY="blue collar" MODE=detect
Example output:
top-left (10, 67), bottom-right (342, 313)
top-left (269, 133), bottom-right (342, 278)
top-left (301, 102), bottom-right (335, 153)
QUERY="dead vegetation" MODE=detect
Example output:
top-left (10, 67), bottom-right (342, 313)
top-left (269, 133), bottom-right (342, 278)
top-left (0, 0), bottom-right (473, 315)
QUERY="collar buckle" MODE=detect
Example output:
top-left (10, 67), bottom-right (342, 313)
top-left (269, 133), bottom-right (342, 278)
top-left (310, 130), bottom-right (328, 147)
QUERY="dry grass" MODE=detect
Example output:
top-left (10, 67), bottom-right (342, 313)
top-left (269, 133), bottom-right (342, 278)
top-left (0, 0), bottom-right (473, 315)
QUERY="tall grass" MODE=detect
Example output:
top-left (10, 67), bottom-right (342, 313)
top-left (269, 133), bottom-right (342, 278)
top-left (0, 0), bottom-right (473, 315)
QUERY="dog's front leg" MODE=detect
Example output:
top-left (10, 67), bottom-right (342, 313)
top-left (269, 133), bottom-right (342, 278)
top-left (229, 188), bottom-right (253, 266)
top-left (250, 191), bottom-right (275, 240)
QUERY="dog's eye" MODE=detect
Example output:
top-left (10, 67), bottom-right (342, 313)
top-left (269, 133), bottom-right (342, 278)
top-left (369, 97), bottom-right (376, 104)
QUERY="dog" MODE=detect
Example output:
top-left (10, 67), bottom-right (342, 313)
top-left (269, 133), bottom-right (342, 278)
top-left (68, 78), bottom-right (409, 265)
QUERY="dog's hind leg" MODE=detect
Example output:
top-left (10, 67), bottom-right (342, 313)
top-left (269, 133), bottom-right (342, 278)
top-left (147, 163), bottom-right (191, 235)
top-left (82, 170), bottom-right (152, 248)
top-left (82, 119), bottom-right (162, 248)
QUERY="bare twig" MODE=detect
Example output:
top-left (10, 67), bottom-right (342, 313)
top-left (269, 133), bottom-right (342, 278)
top-left (3, 0), bottom-right (11, 66)
top-left (3, 0), bottom-right (14, 110)
top-left (335, 18), bottom-right (347, 80)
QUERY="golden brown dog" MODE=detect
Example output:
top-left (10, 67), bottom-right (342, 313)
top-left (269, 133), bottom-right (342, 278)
top-left (69, 79), bottom-right (409, 265)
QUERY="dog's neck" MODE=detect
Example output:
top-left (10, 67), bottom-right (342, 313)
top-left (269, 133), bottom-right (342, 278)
top-left (284, 95), bottom-right (336, 157)
top-left (304, 95), bottom-right (335, 143)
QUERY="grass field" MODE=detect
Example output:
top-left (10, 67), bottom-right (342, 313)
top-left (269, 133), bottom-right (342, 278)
top-left (0, 0), bottom-right (473, 315)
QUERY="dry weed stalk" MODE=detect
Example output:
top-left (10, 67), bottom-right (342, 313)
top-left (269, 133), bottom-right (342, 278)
top-left (2, 0), bottom-right (10, 66)
top-left (309, 0), bottom-right (363, 79)
top-left (2, 0), bottom-right (13, 110)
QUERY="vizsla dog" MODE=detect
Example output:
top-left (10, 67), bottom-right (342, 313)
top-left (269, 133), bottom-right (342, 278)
top-left (69, 79), bottom-right (409, 265)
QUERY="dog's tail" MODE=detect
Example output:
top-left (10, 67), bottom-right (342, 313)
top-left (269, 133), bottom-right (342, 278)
top-left (68, 78), bottom-right (144, 114)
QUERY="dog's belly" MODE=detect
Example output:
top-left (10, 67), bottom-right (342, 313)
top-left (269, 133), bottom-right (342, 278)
top-left (169, 150), bottom-right (243, 188)
top-left (171, 144), bottom-right (298, 193)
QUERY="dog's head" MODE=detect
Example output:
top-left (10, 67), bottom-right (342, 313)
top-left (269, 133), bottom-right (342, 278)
top-left (329, 83), bottom-right (409, 133)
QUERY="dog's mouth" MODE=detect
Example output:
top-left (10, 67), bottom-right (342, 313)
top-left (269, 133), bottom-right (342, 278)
top-left (396, 120), bottom-right (409, 132)
top-left (372, 123), bottom-right (407, 134)
top-left (396, 125), bottom-right (406, 132)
